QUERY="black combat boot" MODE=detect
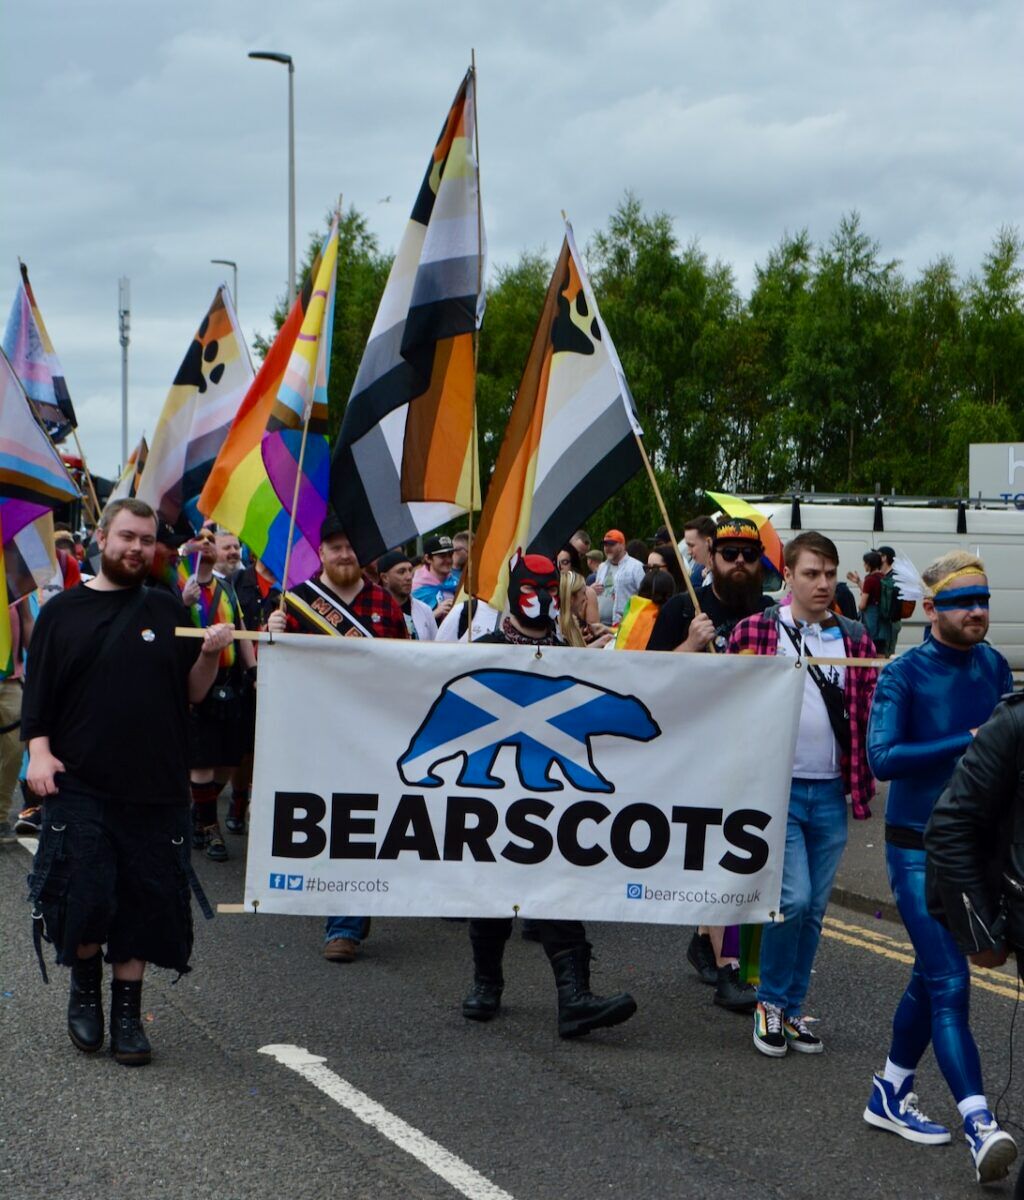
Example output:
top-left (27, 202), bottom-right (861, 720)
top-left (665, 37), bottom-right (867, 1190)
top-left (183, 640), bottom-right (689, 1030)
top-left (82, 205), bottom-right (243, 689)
top-left (109, 979), bottom-right (152, 1066)
top-left (461, 940), bottom-right (505, 1022)
top-left (713, 963), bottom-right (757, 1014)
top-left (550, 943), bottom-right (637, 1039)
top-left (68, 952), bottom-right (104, 1053)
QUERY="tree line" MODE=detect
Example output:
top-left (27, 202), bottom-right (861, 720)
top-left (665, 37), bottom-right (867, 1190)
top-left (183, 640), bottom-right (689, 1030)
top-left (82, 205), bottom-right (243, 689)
top-left (256, 194), bottom-right (1024, 541)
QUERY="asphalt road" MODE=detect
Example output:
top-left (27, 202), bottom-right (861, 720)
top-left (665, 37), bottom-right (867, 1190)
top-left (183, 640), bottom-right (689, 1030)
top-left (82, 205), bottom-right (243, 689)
top-left (3, 827), bottom-right (1024, 1200)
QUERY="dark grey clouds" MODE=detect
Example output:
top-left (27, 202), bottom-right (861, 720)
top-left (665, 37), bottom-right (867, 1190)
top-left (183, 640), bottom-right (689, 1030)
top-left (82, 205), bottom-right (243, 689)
top-left (2, 0), bottom-right (1020, 478)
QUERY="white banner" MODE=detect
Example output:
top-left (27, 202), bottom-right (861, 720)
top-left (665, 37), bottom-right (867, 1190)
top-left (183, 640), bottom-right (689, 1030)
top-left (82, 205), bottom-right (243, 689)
top-left (245, 637), bottom-right (804, 925)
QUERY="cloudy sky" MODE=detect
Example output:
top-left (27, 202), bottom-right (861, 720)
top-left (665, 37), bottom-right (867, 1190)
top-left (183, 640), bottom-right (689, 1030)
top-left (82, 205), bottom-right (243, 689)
top-left (2, 0), bottom-right (1021, 479)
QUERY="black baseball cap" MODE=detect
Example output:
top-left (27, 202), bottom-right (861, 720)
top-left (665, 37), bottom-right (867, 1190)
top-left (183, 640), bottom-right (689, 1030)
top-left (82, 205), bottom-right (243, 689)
top-left (320, 512), bottom-right (347, 543)
top-left (377, 550), bottom-right (412, 573)
top-left (423, 535), bottom-right (454, 556)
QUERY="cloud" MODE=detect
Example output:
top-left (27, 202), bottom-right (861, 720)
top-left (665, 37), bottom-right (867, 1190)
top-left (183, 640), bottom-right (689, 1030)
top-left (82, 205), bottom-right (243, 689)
top-left (2, 0), bottom-right (1021, 477)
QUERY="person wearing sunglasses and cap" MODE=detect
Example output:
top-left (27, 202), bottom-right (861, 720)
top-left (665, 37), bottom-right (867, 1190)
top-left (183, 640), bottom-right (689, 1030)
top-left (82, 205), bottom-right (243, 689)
top-left (647, 517), bottom-right (772, 1014)
top-left (863, 551), bottom-right (1017, 1184)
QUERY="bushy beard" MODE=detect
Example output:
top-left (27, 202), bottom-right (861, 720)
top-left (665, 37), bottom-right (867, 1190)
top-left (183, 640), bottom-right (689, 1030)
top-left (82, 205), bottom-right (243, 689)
top-left (714, 566), bottom-right (764, 614)
top-left (101, 549), bottom-right (149, 587)
top-left (324, 562), bottom-right (363, 591)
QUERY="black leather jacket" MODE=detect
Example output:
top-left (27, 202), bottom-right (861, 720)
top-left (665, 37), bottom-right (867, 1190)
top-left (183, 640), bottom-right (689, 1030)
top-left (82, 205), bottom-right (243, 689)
top-left (924, 692), bottom-right (1024, 955)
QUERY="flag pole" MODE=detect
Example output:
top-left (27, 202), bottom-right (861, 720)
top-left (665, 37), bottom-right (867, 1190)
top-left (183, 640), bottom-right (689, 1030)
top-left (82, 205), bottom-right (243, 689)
top-left (70, 429), bottom-right (103, 526)
top-left (632, 433), bottom-right (712, 645)
top-left (466, 52), bottom-right (482, 643)
top-left (276, 198), bottom-right (341, 611)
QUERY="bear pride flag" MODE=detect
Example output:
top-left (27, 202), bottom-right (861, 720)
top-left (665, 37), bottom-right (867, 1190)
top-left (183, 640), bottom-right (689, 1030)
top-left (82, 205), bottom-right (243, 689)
top-left (137, 287), bottom-right (253, 531)
top-left (330, 68), bottom-right (484, 563)
top-left (468, 221), bottom-right (643, 612)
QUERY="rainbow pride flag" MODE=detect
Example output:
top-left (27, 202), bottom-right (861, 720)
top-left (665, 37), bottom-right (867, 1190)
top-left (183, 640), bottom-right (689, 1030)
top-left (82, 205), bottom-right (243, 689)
top-left (185, 577), bottom-right (237, 669)
top-left (260, 216), bottom-right (338, 586)
top-left (198, 241), bottom-right (331, 585)
top-left (614, 594), bottom-right (658, 650)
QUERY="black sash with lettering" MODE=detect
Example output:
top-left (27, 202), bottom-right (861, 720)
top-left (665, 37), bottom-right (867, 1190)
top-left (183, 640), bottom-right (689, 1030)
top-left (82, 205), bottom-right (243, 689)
top-left (284, 579), bottom-right (374, 638)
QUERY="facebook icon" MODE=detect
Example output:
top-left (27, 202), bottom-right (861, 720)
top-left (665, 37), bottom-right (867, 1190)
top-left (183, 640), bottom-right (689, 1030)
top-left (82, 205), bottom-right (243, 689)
top-left (269, 873), bottom-right (286, 890)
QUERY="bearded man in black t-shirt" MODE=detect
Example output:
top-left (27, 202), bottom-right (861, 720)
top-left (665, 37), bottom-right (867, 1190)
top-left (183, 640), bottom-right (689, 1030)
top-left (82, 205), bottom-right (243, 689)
top-left (647, 517), bottom-right (771, 1014)
top-left (22, 498), bottom-right (234, 1067)
top-left (462, 551), bottom-right (638, 1040)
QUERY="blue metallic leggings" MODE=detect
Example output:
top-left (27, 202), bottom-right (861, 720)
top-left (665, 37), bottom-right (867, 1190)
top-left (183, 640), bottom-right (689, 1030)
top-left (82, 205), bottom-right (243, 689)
top-left (886, 844), bottom-right (983, 1102)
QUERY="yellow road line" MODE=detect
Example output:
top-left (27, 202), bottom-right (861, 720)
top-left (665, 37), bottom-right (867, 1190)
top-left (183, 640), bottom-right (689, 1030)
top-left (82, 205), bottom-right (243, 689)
top-left (821, 924), bottom-right (1021, 1001)
top-left (826, 914), bottom-right (913, 950)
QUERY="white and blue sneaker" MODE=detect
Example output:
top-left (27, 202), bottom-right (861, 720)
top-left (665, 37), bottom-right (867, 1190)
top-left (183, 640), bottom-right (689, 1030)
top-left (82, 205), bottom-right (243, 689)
top-left (862, 1074), bottom-right (951, 1144)
top-left (963, 1108), bottom-right (1017, 1183)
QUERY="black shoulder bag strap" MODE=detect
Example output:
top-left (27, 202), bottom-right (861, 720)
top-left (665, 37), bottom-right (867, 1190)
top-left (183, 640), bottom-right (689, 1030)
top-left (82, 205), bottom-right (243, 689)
top-left (87, 587), bottom-right (150, 676)
top-left (781, 619), bottom-right (852, 755)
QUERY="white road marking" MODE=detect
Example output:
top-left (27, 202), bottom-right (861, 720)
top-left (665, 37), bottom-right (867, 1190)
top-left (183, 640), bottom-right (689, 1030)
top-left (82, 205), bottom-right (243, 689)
top-left (17, 836), bottom-right (38, 854)
top-left (259, 1043), bottom-right (516, 1200)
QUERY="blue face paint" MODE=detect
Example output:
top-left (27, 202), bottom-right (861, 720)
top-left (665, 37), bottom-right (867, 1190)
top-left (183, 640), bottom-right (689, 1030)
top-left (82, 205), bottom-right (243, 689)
top-left (932, 586), bottom-right (990, 611)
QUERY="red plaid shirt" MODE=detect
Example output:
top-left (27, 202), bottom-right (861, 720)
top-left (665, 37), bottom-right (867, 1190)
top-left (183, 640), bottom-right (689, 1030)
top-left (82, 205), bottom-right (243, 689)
top-left (283, 576), bottom-right (407, 640)
top-left (728, 606), bottom-right (878, 818)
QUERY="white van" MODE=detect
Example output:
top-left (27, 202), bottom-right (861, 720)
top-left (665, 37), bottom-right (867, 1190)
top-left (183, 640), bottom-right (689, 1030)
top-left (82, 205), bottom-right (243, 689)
top-left (743, 498), bottom-right (1024, 670)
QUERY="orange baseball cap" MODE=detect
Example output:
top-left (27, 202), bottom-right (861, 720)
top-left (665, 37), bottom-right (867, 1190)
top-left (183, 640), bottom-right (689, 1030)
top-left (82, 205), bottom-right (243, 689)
top-left (602, 529), bottom-right (625, 544)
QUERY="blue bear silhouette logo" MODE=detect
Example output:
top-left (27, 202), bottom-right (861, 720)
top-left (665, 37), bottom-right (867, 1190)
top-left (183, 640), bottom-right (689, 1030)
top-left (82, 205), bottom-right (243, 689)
top-left (398, 669), bottom-right (660, 794)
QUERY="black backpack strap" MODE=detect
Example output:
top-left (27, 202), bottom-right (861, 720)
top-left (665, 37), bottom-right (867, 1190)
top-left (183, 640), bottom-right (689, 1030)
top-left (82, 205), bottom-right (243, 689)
top-left (87, 588), bottom-right (150, 676)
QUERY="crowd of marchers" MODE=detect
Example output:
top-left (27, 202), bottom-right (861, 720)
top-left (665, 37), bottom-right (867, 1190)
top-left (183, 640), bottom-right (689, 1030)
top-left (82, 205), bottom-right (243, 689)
top-left (3, 499), bottom-right (1023, 1190)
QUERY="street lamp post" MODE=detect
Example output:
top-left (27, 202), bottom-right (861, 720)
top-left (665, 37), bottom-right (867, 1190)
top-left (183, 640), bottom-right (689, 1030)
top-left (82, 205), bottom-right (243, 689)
top-left (118, 277), bottom-right (130, 470)
top-left (248, 50), bottom-right (295, 306)
top-left (210, 259), bottom-right (238, 312)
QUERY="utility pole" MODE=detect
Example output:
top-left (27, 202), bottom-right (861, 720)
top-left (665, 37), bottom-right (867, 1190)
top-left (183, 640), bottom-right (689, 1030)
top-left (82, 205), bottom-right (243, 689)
top-left (118, 277), bottom-right (130, 470)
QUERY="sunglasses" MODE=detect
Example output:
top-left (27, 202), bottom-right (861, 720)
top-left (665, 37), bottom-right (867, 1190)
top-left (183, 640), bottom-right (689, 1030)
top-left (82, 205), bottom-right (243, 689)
top-left (716, 546), bottom-right (760, 564)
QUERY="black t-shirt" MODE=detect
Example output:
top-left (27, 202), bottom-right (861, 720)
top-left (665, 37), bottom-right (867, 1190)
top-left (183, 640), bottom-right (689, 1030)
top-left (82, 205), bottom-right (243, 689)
top-left (646, 584), bottom-right (772, 654)
top-left (21, 584), bottom-right (201, 805)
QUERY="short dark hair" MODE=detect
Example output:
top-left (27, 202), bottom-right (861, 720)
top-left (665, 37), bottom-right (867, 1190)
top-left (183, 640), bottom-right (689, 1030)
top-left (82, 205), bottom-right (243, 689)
top-left (878, 545), bottom-right (895, 565)
top-left (863, 550), bottom-right (882, 571)
top-left (784, 531), bottom-right (839, 570)
top-left (638, 567), bottom-right (676, 604)
top-left (684, 515), bottom-right (716, 538)
top-left (99, 497), bottom-right (157, 534)
top-left (571, 529), bottom-right (591, 551)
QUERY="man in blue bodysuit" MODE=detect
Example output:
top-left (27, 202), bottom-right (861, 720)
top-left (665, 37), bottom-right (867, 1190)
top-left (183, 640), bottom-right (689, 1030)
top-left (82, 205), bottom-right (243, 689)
top-left (863, 550), bottom-right (1017, 1185)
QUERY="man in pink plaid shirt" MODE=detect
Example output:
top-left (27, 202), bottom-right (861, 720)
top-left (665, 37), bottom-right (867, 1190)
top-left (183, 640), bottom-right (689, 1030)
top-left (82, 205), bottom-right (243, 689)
top-left (728, 530), bottom-right (878, 1058)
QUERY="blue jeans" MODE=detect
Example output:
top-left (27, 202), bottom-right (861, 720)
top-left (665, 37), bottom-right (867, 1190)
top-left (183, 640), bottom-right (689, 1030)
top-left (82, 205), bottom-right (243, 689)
top-left (758, 778), bottom-right (847, 1013)
top-left (886, 844), bottom-right (983, 1102)
top-left (324, 915), bottom-right (370, 944)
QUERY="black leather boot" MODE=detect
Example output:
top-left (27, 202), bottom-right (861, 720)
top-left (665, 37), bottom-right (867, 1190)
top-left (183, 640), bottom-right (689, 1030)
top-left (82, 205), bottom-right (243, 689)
top-left (462, 940), bottom-right (505, 1022)
top-left (109, 979), bottom-right (152, 1066)
top-left (550, 943), bottom-right (637, 1039)
top-left (713, 963), bottom-right (757, 1014)
top-left (68, 952), bottom-right (104, 1053)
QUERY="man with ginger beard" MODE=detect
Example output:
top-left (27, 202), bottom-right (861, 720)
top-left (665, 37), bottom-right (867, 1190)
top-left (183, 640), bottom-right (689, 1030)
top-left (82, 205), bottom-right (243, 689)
top-left (647, 517), bottom-right (771, 1014)
top-left (22, 498), bottom-right (234, 1066)
top-left (268, 514), bottom-right (405, 963)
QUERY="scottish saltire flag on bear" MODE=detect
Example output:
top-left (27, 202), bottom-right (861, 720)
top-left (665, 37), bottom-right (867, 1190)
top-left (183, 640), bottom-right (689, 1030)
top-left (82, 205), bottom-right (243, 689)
top-left (331, 68), bottom-right (484, 562)
top-left (137, 287), bottom-right (253, 531)
top-left (0, 347), bottom-right (80, 524)
top-left (199, 239), bottom-right (336, 585)
top-left (469, 221), bottom-right (643, 612)
top-left (2, 263), bottom-right (78, 443)
top-left (260, 216), bottom-right (338, 587)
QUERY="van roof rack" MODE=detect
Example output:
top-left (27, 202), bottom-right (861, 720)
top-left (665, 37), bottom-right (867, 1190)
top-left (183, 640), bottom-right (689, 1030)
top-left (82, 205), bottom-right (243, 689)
top-left (719, 492), bottom-right (1021, 511)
